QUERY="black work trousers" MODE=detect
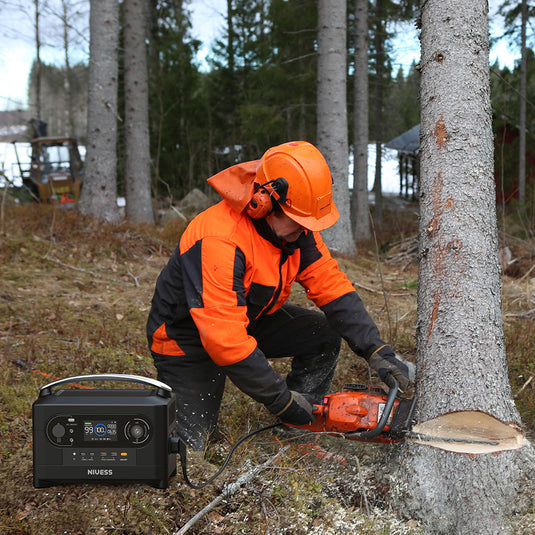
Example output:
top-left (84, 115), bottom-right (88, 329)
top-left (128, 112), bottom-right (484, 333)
top-left (152, 304), bottom-right (341, 450)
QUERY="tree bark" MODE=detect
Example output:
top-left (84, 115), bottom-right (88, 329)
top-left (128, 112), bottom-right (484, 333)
top-left (517, 0), bottom-right (527, 205)
top-left (124, 0), bottom-right (155, 224)
top-left (80, 0), bottom-right (120, 223)
top-left (60, 0), bottom-right (74, 138)
top-left (352, 0), bottom-right (371, 244)
top-left (371, 0), bottom-right (384, 223)
top-left (317, 0), bottom-right (355, 254)
top-left (33, 0), bottom-right (42, 120)
top-left (392, 0), bottom-right (534, 533)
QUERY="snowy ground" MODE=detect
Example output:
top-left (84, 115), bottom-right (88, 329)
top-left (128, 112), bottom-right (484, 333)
top-left (362, 144), bottom-right (400, 194)
top-left (0, 142), bottom-right (30, 185)
top-left (0, 142), bottom-right (401, 194)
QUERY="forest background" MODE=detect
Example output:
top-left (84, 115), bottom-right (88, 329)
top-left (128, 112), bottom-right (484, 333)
top-left (1, 0), bottom-right (533, 204)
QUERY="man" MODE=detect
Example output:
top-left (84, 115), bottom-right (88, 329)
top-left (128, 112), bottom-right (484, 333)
top-left (147, 141), bottom-right (410, 450)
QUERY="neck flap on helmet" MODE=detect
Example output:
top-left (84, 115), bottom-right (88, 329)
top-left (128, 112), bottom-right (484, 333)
top-left (206, 159), bottom-right (262, 213)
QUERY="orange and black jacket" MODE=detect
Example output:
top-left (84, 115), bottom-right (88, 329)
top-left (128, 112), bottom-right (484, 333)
top-left (147, 200), bottom-right (390, 415)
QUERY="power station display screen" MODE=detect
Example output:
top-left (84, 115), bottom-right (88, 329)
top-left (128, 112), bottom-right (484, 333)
top-left (83, 420), bottom-right (118, 442)
top-left (45, 415), bottom-right (152, 448)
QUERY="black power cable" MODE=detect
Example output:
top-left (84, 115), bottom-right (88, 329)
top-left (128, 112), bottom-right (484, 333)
top-left (170, 422), bottom-right (282, 489)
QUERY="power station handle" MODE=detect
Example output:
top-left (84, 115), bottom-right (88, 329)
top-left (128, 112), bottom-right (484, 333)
top-left (38, 373), bottom-right (173, 398)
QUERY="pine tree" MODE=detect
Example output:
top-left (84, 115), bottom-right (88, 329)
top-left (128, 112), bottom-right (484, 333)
top-left (352, 0), bottom-right (371, 243)
top-left (124, 0), bottom-right (154, 223)
top-left (317, 0), bottom-right (354, 254)
top-left (80, 0), bottom-right (120, 222)
top-left (393, 1), bottom-right (534, 531)
top-left (147, 0), bottom-right (204, 199)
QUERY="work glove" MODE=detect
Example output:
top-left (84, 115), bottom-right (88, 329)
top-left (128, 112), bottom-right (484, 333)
top-left (276, 391), bottom-right (314, 425)
top-left (369, 347), bottom-right (412, 397)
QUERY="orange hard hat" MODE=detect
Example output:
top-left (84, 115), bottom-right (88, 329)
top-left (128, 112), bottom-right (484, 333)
top-left (257, 141), bottom-right (339, 231)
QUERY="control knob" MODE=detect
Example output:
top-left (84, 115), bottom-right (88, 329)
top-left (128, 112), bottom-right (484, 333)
top-left (125, 418), bottom-right (150, 444)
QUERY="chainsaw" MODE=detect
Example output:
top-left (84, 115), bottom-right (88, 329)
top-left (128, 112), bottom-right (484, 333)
top-left (284, 378), bottom-right (417, 443)
top-left (178, 377), bottom-right (512, 489)
top-left (176, 378), bottom-right (414, 489)
top-left (283, 379), bottom-right (517, 450)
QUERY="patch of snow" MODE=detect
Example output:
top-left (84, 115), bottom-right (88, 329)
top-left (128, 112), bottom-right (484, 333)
top-left (348, 144), bottom-right (400, 194)
top-left (0, 142), bottom-right (30, 186)
top-left (0, 124), bottom-right (28, 138)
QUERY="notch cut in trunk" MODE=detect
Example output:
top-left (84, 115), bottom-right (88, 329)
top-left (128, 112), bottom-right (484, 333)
top-left (407, 411), bottom-right (525, 454)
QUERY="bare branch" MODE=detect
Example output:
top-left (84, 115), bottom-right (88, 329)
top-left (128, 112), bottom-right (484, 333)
top-left (175, 446), bottom-right (290, 535)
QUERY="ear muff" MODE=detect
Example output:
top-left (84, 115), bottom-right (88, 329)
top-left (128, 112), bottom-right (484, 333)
top-left (245, 184), bottom-right (272, 218)
top-left (245, 178), bottom-right (289, 219)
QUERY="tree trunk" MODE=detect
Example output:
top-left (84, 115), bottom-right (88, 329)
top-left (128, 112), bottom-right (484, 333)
top-left (317, 0), bottom-right (355, 255)
top-left (33, 0), bottom-right (42, 120)
top-left (372, 0), bottom-right (384, 223)
top-left (80, 0), bottom-right (120, 223)
top-left (351, 0), bottom-right (371, 244)
top-left (124, 0), bottom-right (155, 224)
top-left (226, 0), bottom-right (236, 165)
top-left (61, 0), bottom-right (74, 138)
top-left (518, 0), bottom-right (527, 205)
top-left (392, 1), bottom-right (534, 533)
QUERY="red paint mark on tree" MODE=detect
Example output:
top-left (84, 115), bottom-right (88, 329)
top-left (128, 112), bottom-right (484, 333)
top-left (434, 115), bottom-right (448, 149)
top-left (425, 172), bottom-right (458, 345)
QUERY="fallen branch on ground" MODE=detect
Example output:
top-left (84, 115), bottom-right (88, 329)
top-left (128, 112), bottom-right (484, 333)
top-left (174, 446), bottom-right (290, 535)
top-left (353, 281), bottom-right (413, 297)
top-left (505, 308), bottom-right (535, 319)
top-left (44, 254), bottom-right (103, 278)
top-left (515, 375), bottom-right (534, 399)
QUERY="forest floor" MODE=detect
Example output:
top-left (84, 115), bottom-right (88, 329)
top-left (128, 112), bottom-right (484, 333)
top-left (0, 200), bottom-right (534, 534)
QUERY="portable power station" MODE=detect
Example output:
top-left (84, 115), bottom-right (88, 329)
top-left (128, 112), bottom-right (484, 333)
top-left (32, 374), bottom-right (177, 489)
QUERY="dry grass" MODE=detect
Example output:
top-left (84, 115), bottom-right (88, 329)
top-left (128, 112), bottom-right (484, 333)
top-left (0, 202), bottom-right (533, 534)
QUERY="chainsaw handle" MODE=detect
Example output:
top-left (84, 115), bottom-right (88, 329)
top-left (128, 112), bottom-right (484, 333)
top-left (346, 377), bottom-right (399, 440)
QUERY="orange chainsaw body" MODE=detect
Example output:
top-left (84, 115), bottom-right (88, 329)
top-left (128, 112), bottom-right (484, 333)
top-left (289, 384), bottom-right (401, 443)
